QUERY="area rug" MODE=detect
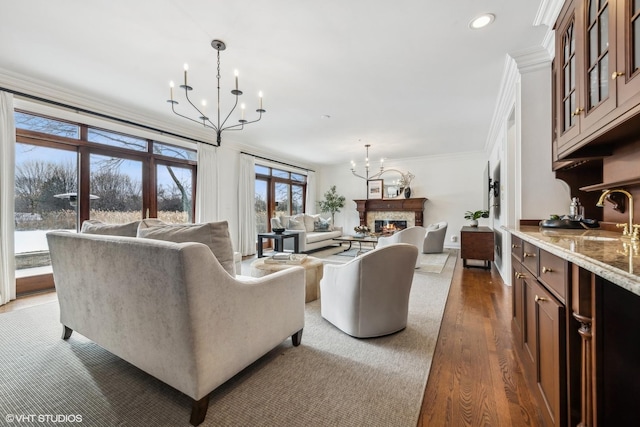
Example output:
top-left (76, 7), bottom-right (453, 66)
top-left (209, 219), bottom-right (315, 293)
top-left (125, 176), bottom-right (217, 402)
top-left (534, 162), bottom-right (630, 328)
top-left (416, 250), bottom-right (451, 274)
top-left (0, 255), bottom-right (456, 427)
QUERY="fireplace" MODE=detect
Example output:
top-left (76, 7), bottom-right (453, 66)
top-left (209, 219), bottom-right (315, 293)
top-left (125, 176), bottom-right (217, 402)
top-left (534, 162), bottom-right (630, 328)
top-left (354, 198), bottom-right (427, 229)
top-left (375, 220), bottom-right (407, 234)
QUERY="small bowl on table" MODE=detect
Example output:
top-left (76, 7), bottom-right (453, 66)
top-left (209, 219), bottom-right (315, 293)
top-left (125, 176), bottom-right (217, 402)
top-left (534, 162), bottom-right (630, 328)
top-left (273, 228), bottom-right (285, 235)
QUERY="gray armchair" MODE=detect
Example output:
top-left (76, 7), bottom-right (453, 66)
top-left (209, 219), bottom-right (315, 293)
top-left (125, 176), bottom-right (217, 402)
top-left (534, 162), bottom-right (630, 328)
top-left (423, 221), bottom-right (448, 253)
top-left (320, 243), bottom-right (418, 338)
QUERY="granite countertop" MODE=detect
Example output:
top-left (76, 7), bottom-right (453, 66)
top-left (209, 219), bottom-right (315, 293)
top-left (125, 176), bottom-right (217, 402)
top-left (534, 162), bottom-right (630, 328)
top-left (505, 225), bottom-right (640, 297)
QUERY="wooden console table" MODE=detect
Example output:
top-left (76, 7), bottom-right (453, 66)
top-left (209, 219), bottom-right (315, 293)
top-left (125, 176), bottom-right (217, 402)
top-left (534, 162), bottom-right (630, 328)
top-left (460, 226), bottom-right (494, 269)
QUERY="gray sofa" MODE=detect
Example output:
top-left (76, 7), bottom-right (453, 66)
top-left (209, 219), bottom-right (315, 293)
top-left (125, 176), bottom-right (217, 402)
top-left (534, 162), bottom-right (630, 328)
top-left (271, 213), bottom-right (342, 252)
top-left (47, 230), bottom-right (305, 425)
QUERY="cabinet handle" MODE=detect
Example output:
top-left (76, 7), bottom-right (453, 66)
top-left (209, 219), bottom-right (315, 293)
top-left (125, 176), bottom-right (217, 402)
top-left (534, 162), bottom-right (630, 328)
top-left (523, 252), bottom-right (536, 258)
top-left (535, 295), bottom-right (547, 302)
top-left (541, 266), bottom-right (553, 274)
top-left (571, 107), bottom-right (584, 117)
top-left (515, 272), bottom-right (526, 279)
top-left (511, 244), bottom-right (520, 249)
top-left (611, 71), bottom-right (624, 80)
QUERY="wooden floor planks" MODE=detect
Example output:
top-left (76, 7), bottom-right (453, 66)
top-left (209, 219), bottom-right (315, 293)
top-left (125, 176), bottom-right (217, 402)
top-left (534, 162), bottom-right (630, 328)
top-left (418, 255), bottom-right (544, 427)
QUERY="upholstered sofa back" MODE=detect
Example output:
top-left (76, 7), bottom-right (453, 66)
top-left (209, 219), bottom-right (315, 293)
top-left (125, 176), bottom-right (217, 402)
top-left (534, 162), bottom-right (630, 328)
top-left (46, 231), bottom-right (305, 422)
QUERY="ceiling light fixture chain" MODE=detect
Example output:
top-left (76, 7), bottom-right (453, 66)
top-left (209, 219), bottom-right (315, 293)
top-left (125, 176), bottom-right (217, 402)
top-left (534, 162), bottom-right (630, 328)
top-left (166, 39), bottom-right (265, 146)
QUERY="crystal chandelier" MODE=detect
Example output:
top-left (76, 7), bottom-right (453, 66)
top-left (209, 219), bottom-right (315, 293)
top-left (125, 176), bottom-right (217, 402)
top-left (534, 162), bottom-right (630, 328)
top-left (350, 144), bottom-right (384, 180)
top-left (166, 39), bottom-right (265, 146)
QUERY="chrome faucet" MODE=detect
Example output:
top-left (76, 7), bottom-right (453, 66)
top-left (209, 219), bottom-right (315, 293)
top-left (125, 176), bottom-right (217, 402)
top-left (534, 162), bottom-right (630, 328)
top-left (596, 189), bottom-right (639, 240)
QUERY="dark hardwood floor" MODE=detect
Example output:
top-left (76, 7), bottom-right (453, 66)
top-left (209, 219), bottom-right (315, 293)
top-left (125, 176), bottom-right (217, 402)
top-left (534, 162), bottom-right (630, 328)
top-left (419, 254), bottom-right (544, 426)
top-left (4, 253), bottom-right (544, 426)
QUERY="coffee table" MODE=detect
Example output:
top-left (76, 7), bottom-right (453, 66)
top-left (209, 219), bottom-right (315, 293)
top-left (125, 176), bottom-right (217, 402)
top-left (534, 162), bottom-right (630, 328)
top-left (333, 235), bottom-right (378, 255)
top-left (249, 256), bottom-right (324, 303)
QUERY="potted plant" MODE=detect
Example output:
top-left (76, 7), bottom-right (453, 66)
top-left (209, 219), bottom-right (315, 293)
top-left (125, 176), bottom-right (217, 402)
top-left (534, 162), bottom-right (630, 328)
top-left (464, 210), bottom-right (489, 227)
top-left (318, 185), bottom-right (346, 224)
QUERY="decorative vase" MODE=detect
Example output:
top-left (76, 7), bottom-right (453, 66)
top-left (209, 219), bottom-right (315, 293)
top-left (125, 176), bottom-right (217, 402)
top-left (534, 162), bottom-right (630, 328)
top-left (469, 219), bottom-right (478, 227)
top-left (354, 232), bottom-right (365, 238)
top-left (404, 186), bottom-right (411, 198)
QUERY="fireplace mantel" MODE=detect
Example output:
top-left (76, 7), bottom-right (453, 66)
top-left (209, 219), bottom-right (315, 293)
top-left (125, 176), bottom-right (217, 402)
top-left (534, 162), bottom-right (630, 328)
top-left (354, 198), bottom-right (427, 227)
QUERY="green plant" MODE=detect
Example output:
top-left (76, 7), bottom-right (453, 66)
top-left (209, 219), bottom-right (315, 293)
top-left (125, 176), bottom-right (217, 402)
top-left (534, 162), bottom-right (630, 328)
top-left (464, 210), bottom-right (489, 220)
top-left (317, 185), bottom-right (346, 224)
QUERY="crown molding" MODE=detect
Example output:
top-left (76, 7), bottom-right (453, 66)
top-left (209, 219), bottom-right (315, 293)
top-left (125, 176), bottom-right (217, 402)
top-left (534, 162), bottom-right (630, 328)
top-left (484, 55), bottom-right (519, 154)
top-left (534, 0), bottom-right (564, 28)
top-left (0, 67), bottom-right (214, 146)
top-left (510, 45), bottom-right (552, 73)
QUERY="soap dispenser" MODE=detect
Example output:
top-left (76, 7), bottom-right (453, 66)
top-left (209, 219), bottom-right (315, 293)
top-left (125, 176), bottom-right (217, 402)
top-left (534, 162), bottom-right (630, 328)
top-left (570, 197), bottom-right (584, 220)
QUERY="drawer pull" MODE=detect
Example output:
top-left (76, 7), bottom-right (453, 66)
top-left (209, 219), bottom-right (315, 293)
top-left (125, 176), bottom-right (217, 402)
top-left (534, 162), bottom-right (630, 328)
top-left (523, 252), bottom-right (536, 258)
top-left (511, 244), bottom-right (520, 249)
top-left (541, 266), bottom-right (553, 274)
top-left (535, 295), bottom-right (547, 302)
top-left (515, 272), bottom-right (526, 279)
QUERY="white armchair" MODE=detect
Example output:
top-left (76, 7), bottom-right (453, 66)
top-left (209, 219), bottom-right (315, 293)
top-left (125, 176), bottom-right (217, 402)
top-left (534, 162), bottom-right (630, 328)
top-left (376, 226), bottom-right (426, 268)
top-left (423, 221), bottom-right (448, 253)
top-left (320, 243), bottom-right (418, 338)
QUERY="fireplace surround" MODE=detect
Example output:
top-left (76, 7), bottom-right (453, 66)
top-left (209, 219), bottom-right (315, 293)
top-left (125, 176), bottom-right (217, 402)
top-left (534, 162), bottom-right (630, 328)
top-left (354, 198), bottom-right (427, 228)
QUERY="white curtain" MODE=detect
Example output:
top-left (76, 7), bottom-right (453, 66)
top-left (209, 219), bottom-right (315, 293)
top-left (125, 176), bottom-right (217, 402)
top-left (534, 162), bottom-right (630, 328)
top-left (305, 170), bottom-right (317, 214)
top-left (238, 154), bottom-right (256, 256)
top-left (195, 142), bottom-right (218, 223)
top-left (0, 91), bottom-right (16, 306)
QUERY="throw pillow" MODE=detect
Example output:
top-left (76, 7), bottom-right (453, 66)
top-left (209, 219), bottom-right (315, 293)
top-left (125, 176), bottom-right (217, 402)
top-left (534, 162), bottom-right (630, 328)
top-left (313, 217), bottom-right (332, 232)
top-left (137, 221), bottom-right (235, 276)
top-left (303, 214), bottom-right (320, 232)
top-left (80, 220), bottom-right (141, 237)
top-left (137, 218), bottom-right (167, 233)
top-left (287, 217), bottom-right (306, 231)
top-left (426, 223), bottom-right (440, 231)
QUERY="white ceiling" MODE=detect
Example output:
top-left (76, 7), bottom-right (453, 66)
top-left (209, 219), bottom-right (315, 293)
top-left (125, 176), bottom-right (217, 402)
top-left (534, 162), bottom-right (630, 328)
top-left (0, 0), bottom-right (553, 167)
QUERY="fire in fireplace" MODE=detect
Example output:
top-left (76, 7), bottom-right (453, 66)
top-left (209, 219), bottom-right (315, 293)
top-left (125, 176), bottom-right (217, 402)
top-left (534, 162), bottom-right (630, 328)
top-left (375, 220), bottom-right (407, 234)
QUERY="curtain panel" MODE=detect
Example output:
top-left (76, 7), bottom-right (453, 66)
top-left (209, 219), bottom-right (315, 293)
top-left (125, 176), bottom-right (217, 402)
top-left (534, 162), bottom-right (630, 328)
top-left (195, 143), bottom-right (218, 223)
top-left (0, 91), bottom-right (16, 306)
top-left (238, 154), bottom-right (256, 256)
top-left (305, 170), bottom-right (317, 214)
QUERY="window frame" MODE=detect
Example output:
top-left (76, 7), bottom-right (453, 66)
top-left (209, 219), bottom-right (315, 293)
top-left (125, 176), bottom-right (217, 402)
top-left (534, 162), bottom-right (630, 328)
top-left (14, 110), bottom-right (198, 294)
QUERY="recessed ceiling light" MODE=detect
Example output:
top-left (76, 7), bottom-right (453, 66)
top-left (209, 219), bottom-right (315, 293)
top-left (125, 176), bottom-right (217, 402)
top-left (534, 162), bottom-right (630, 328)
top-left (469, 13), bottom-right (495, 30)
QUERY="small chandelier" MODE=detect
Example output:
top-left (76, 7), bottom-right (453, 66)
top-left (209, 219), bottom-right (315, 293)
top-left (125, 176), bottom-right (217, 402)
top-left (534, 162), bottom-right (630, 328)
top-left (350, 144), bottom-right (384, 180)
top-left (166, 39), bottom-right (265, 146)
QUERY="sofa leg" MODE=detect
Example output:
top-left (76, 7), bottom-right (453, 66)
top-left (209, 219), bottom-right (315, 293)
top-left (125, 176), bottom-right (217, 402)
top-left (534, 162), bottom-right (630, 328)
top-left (61, 325), bottom-right (73, 340)
top-left (189, 395), bottom-right (210, 426)
top-left (292, 329), bottom-right (303, 346)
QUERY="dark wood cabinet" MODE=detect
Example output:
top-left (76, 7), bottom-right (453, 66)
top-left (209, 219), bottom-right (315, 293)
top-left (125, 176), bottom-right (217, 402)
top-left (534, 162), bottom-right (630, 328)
top-left (460, 226), bottom-right (494, 269)
top-left (533, 280), bottom-right (567, 427)
top-left (554, 0), bottom-right (640, 161)
top-left (511, 237), bottom-right (568, 427)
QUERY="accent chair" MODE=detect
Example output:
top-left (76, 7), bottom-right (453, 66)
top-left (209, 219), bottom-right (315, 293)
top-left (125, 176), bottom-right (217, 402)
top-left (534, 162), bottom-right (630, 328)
top-left (320, 243), bottom-right (418, 338)
top-left (376, 226), bottom-right (426, 268)
top-left (423, 221), bottom-right (448, 253)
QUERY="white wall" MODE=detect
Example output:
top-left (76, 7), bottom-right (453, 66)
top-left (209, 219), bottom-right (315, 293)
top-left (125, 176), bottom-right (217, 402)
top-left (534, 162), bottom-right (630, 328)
top-left (485, 50), bottom-right (571, 284)
top-left (518, 64), bottom-right (570, 220)
top-left (316, 151), bottom-right (489, 249)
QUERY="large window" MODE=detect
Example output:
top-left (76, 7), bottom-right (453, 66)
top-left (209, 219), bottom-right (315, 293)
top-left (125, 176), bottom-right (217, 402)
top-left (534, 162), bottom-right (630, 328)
top-left (254, 165), bottom-right (307, 235)
top-left (15, 143), bottom-right (78, 274)
top-left (13, 110), bottom-right (197, 292)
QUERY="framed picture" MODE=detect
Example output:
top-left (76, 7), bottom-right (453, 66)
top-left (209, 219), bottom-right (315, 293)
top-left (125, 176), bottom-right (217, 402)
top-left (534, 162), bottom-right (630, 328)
top-left (367, 179), bottom-right (383, 199)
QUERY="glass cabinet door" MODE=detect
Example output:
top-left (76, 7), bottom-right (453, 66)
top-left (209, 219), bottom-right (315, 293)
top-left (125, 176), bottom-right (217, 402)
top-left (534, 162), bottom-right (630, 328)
top-left (615, 0), bottom-right (640, 107)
